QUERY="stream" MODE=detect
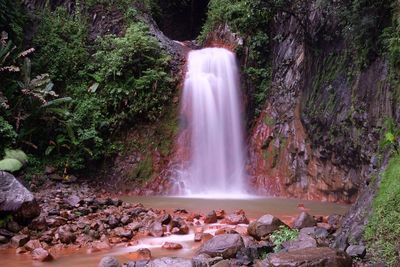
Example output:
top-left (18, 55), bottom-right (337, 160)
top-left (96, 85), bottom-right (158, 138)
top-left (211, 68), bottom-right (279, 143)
top-left (0, 196), bottom-right (349, 267)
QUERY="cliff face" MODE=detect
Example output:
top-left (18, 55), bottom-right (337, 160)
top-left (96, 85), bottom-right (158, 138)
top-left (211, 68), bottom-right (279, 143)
top-left (247, 10), bottom-right (396, 204)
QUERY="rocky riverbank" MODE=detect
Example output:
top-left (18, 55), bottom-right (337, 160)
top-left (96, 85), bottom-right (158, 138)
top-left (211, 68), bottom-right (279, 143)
top-left (0, 172), bottom-right (368, 267)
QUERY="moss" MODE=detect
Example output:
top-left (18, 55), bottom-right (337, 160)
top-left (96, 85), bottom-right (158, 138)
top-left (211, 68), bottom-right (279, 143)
top-left (263, 115), bottom-right (275, 126)
top-left (364, 155), bottom-right (400, 266)
top-left (129, 155), bottom-right (153, 181)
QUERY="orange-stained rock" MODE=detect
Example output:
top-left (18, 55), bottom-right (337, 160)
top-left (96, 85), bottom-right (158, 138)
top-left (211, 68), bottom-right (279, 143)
top-left (127, 248), bottom-right (152, 261)
top-left (162, 242), bottom-right (183, 250)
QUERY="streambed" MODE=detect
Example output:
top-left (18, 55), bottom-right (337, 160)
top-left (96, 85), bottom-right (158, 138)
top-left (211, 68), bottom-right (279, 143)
top-left (0, 196), bottom-right (348, 267)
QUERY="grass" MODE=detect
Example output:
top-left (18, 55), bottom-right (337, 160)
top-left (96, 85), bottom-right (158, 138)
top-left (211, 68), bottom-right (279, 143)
top-left (364, 154), bottom-right (400, 266)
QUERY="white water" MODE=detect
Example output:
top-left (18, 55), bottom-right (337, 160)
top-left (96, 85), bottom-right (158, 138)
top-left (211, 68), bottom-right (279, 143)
top-left (180, 48), bottom-right (247, 196)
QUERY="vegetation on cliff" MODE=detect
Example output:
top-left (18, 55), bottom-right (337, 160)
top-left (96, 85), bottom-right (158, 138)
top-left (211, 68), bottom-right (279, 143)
top-left (0, 0), bottom-right (176, 174)
top-left (365, 154), bottom-right (400, 266)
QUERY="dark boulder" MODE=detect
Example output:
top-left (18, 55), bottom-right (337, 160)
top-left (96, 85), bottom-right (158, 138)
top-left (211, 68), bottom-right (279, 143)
top-left (98, 256), bottom-right (121, 267)
top-left (248, 214), bottom-right (285, 240)
top-left (204, 210), bottom-right (218, 224)
top-left (10, 234), bottom-right (30, 248)
top-left (0, 171), bottom-right (40, 224)
top-left (345, 245), bottom-right (366, 258)
top-left (147, 257), bottom-right (193, 267)
top-left (31, 248), bottom-right (53, 262)
top-left (292, 212), bottom-right (316, 229)
top-left (198, 234), bottom-right (244, 259)
top-left (262, 247), bottom-right (352, 267)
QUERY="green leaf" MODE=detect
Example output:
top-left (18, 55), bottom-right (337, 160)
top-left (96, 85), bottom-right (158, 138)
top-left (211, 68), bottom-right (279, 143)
top-left (0, 158), bottom-right (23, 172)
top-left (4, 149), bottom-right (28, 164)
top-left (45, 146), bottom-right (55, 156)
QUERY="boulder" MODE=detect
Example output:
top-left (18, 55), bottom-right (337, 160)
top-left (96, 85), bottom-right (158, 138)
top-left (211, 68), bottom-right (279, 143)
top-left (10, 234), bottom-right (29, 248)
top-left (98, 256), bottom-right (121, 267)
top-left (346, 245), bottom-right (366, 258)
top-left (292, 212), bottom-right (316, 229)
top-left (193, 254), bottom-right (223, 267)
top-left (0, 171), bottom-right (40, 224)
top-left (31, 248), bottom-right (53, 262)
top-left (24, 239), bottom-right (42, 251)
top-left (198, 234), bottom-right (244, 259)
top-left (204, 210), bottom-right (218, 224)
top-left (126, 261), bottom-right (150, 267)
top-left (248, 215), bottom-right (285, 240)
top-left (281, 233), bottom-right (317, 251)
top-left (263, 247), bottom-right (352, 267)
top-left (149, 221), bottom-right (164, 237)
top-left (114, 227), bottom-right (133, 239)
top-left (223, 213), bottom-right (249, 225)
top-left (147, 257), bottom-right (193, 267)
top-left (127, 248), bottom-right (152, 261)
top-left (162, 242), bottom-right (183, 250)
top-left (57, 225), bottom-right (76, 244)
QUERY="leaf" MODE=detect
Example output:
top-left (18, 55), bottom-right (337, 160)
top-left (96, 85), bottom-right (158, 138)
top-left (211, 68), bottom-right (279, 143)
top-left (385, 132), bottom-right (395, 143)
top-left (0, 158), bottom-right (23, 172)
top-left (88, 83), bottom-right (99, 93)
top-left (45, 146), bottom-right (55, 156)
top-left (4, 149), bottom-right (28, 164)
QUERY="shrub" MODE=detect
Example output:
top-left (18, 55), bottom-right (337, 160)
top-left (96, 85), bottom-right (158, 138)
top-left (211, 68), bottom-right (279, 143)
top-left (365, 155), bottom-right (400, 266)
top-left (199, 0), bottom-right (273, 117)
top-left (90, 22), bottom-right (174, 128)
top-left (32, 7), bottom-right (89, 84)
top-left (270, 225), bottom-right (299, 252)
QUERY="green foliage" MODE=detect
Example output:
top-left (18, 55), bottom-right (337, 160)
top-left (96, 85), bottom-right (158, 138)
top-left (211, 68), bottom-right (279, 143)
top-left (380, 118), bottom-right (400, 153)
top-left (340, 0), bottom-right (394, 68)
top-left (0, 3), bottom-right (176, 174)
top-left (32, 7), bottom-right (89, 84)
top-left (199, 0), bottom-right (273, 117)
top-left (270, 225), bottom-right (299, 252)
top-left (89, 22), bottom-right (174, 127)
top-left (0, 116), bottom-right (17, 151)
top-left (365, 155), bottom-right (400, 266)
top-left (0, 148), bottom-right (27, 172)
top-left (0, 0), bottom-right (25, 45)
top-left (129, 155), bottom-right (153, 181)
top-left (0, 214), bottom-right (13, 228)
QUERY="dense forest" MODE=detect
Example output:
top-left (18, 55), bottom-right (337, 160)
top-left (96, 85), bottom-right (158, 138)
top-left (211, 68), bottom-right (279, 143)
top-left (0, 0), bottom-right (399, 266)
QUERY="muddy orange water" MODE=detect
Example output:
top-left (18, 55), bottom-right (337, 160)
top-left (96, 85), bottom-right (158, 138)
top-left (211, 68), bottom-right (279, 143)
top-left (0, 196), bottom-right (349, 267)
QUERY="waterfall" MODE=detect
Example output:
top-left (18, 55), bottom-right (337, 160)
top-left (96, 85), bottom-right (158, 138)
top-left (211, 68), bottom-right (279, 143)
top-left (179, 47), bottom-right (247, 197)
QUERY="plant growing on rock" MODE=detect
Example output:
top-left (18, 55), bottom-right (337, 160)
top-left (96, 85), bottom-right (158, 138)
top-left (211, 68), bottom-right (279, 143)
top-left (270, 225), bottom-right (299, 252)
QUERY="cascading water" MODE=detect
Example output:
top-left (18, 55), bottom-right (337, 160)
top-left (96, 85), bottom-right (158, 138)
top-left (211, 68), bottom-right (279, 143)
top-left (179, 47), bottom-right (247, 197)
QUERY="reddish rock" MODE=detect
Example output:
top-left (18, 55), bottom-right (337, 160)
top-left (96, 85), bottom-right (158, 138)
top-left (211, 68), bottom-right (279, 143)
top-left (24, 239), bottom-right (42, 251)
top-left (31, 248), bottom-right (54, 262)
top-left (149, 222), bottom-right (164, 237)
top-left (57, 225), bottom-right (76, 244)
top-left (88, 240), bottom-right (112, 253)
top-left (127, 248), bottom-right (152, 261)
top-left (10, 234), bottom-right (29, 248)
top-left (16, 247), bottom-right (28, 254)
top-left (201, 233), bottom-right (214, 243)
top-left (216, 210), bottom-right (226, 219)
top-left (204, 211), bottom-right (218, 224)
top-left (215, 228), bottom-right (239, 235)
top-left (223, 213), bottom-right (249, 225)
top-left (162, 242), bottom-right (183, 250)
